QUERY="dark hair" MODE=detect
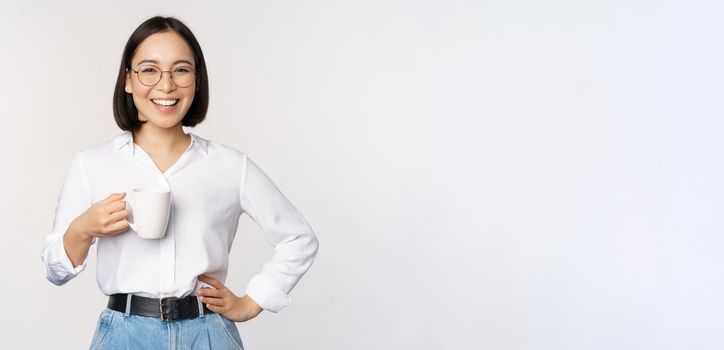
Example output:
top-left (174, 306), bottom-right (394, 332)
top-left (113, 16), bottom-right (209, 131)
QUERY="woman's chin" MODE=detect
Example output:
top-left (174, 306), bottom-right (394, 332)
top-left (146, 117), bottom-right (183, 129)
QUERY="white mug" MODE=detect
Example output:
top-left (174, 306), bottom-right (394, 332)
top-left (125, 188), bottom-right (171, 239)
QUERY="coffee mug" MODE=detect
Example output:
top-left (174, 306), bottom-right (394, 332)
top-left (124, 188), bottom-right (171, 239)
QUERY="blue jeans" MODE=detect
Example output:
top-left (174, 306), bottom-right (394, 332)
top-left (89, 308), bottom-right (245, 350)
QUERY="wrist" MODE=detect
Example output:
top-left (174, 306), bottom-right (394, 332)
top-left (243, 295), bottom-right (263, 314)
top-left (69, 219), bottom-right (94, 243)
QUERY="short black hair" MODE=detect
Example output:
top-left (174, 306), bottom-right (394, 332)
top-left (113, 16), bottom-right (209, 131)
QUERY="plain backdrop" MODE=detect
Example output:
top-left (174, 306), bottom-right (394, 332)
top-left (1, 0), bottom-right (723, 349)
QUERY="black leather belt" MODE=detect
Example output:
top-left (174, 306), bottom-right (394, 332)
top-left (108, 293), bottom-right (213, 322)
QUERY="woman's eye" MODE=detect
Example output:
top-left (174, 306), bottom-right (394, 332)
top-left (175, 67), bottom-right (192, 73)
top-left (140, 67), bottom-right (158, 73)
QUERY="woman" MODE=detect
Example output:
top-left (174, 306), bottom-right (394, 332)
top-left (41, 16), bottom-right (319, 349)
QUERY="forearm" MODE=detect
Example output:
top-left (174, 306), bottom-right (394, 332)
top-left (62, 219), bottom-right (94, 268)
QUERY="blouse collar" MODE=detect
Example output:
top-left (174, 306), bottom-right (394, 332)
top-left (112, 131), bottom-right (208, 155)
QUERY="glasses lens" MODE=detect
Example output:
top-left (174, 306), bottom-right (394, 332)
top-left (137, 66), bottom-right (161, 86)
top-left (172, 67), bottom-right (195, 87)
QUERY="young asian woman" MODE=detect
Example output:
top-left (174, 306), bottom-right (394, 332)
top-left (41, 16), bottom-right (319, 350)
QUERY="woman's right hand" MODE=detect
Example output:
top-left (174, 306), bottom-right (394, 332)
top-left (72, 192), bottom-right (130, 241)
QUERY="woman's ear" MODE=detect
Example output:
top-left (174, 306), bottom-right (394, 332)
top-left (124, 69), bottom-right (133, 93)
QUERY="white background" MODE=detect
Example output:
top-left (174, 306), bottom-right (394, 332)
top-left (1, 0), bottom-right (723, 349)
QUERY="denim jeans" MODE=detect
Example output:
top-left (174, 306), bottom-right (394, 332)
top-left (89, 308), bottom-right (245, 350)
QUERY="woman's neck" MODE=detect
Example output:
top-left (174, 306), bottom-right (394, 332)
top-left (132, 124), bottom-right (190, 155)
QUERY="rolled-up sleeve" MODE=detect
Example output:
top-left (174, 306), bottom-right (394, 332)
top-left (41, 152), bottom-right (95, 285)
top-left (239, 155), bottom-right (319, 313)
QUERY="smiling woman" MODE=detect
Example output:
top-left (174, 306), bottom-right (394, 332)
top-left (41, 16), bottom-right (319, 350)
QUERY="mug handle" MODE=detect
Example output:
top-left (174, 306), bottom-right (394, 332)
top-left (124, 192), bottom-right (138, 232)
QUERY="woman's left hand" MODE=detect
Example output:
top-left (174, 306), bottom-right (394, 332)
top-left (197, 275), bottom-right (263, 322)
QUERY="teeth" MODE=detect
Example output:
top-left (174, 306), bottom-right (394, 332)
top-left (152, 99), bottom-right (178, 106)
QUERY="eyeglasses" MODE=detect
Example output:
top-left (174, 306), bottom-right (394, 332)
top-left (130, 65), bottom-right (196, 88)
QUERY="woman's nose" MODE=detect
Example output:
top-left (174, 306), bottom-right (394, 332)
top-left (155, 71), bottom-right (176, 92)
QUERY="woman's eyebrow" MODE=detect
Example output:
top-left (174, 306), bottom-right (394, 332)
top-left (136, 59), bottom-right (194, 66)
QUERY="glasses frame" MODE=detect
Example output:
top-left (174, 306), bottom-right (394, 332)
top-left (129, 65), bottom-right (197, 88)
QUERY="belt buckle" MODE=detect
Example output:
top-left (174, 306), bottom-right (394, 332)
top-left (159, 296), bottom-right (177, 323)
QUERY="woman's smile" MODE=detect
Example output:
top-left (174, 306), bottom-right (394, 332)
top-left (151, 98), bottom-right (180, 113)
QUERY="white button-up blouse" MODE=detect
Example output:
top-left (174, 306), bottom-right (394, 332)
top-left (41, 131), bottom-right (319, 313)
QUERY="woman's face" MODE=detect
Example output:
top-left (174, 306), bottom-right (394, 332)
top-left (125, 31), bottom-right (196, 130)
